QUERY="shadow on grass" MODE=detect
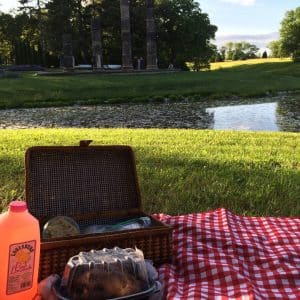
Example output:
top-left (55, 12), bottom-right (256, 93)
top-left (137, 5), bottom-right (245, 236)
top-left (0, 149), bottom-right (299, 217)
top-left (137, 152), bottom-right (300, 217)
top-left (0, 155), bottom-right (25, 211)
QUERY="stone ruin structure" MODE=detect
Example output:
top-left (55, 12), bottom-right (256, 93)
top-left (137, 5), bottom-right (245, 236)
top-left (61, 34), bottom-right (75, 71)
top-left (91, 16), bottom-right (103, 70)
top-left (145, 0), bottom-right (158, 70)
top-left (61, 0), bottom-right (158, 71)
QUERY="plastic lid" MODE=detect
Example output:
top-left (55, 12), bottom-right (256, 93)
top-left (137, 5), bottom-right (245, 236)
top-left (9, 200), bottom-right (27, 212)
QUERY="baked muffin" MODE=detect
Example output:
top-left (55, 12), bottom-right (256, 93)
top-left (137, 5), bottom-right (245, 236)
top-left (69, 269), bottom-right (143, 300)
top-left (61, 248), bottom-right (149, 299)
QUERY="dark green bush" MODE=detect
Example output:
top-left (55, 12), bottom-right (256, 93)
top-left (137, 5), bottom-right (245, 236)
top-left (292, 50), bottom-right (300, 62)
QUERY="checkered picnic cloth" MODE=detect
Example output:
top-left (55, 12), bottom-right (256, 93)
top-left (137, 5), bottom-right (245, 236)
top-left (155, 208), bottom-right (300, 299)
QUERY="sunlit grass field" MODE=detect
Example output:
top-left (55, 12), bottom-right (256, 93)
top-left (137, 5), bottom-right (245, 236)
top-left (210, 58), bottom-right (292, 70)
top-left (0, 58), bottom-right (299, 109)
top-left (1, 129), bottom-right (299, 217)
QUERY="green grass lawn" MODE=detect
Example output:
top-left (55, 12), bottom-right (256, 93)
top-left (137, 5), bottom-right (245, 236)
top-left (210, 58), bottom-right (292, 70)
top-left (1, 129), bottom-right (299, 217)
top-left (0, 59), bottom-right (300, 109)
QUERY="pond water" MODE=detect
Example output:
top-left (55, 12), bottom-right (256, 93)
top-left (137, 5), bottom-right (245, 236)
top-left (0, 95), bottom-right (299, 132)
top-left (206, 102), bottom-right (279, 131)
top-left (205, 98), bottom-right (300, 132)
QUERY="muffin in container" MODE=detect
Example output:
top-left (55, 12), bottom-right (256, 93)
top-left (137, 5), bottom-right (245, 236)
top-left (57, 247), bottom-right (157, 300)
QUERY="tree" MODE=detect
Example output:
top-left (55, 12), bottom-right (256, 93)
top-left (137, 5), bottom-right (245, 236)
top-left (280, 7), bottom-right (300, 61)
top-left (222, 41), bottom-right (259, 61)
top-left (45, 0), bottom-right (92, 65)
top-left (18, 0), bottom-right (48, 65)
top-left (92, 0), bottom-right (121, 64)
top-left (0, 11), bottom-right (42, 65)
top-left (262, 51), bottom-right (267, 58)
top-left (0, 13), bottom-right (15, 64)
top-left (244, 42), bottom-right (259, 58)
top-left (267, 40), bottom-right (282, 58)
top-left (1, 0), bottom-right (217, 68)
top-left (155, 0), bottom-right (217, 69)
top-left (209, 44), bottom-right (224, 62)
top-left (219, 46), bottom-right (226, 60)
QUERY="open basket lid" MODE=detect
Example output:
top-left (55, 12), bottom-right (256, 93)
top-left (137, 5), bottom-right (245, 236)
top-left (25, 140), bottom-right (143, 225)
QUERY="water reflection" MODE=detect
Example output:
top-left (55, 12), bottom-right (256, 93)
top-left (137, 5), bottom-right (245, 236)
top-left (277, 97), bottom-right (300, 132)
top-left (206, 102), bottom-right (279, 131)
top-left (0, 96), bottom-right (299, 132)
top-left (206, 97), bottom-right (300, 132)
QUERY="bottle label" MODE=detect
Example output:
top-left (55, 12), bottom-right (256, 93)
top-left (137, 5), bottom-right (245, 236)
top-left (6, 240), bottom-right (36, 295)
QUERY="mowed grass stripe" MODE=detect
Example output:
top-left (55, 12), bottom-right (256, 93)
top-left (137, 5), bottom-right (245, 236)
top-left (0, 59), bottom-right (300, 109)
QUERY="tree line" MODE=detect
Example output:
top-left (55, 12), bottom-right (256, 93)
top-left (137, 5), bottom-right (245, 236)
top-left (1, 1), bottom-right (299, 69)
top-left (268, 6), bottom-right (300, 61)
top-left (211, 6), bottom-right (300, 63)
top-left (0, 0), bottom-right (217, 69)
top-left (210, 42), bottom-right (260, 62)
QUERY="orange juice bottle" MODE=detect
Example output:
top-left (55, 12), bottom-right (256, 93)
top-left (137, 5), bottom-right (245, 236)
top-left (0, 200), bottom-right (40, 300)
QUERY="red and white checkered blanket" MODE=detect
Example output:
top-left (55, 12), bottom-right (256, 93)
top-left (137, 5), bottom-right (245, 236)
top-left (155, 208), bottom-right (300, 299)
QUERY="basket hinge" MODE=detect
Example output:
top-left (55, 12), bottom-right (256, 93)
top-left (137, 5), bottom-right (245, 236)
top-left (79, 140), bottom-right (93, 147)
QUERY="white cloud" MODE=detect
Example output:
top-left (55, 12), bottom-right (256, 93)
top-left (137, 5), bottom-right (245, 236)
top-left (220, 0), bottom-right (256, 6)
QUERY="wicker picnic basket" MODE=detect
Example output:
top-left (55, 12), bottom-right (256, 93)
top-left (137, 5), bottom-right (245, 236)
top-left (25, 140), bottom-right (172, 280)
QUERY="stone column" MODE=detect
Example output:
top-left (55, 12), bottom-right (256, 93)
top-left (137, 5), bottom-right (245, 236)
top-left (91, 17), bottom-right (103, 70)
top-left (120, 0), bottom-right (133, 70)
top-left (62, 34), bottom-right (75, 71)
top-left (146, 0), bottom-right (158, 70)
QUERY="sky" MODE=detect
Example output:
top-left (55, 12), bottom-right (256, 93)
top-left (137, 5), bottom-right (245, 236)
top-left (198, 0), bottom-right (299, 49)
top-left (0, 0), bottom-right (299, 50)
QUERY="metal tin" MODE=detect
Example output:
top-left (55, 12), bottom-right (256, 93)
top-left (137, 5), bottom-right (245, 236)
top-left (55, 281), bottom-right (162, 300)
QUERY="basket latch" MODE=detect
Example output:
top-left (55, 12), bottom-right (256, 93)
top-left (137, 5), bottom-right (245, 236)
top-left (79, 140), bottom-right (93, 147)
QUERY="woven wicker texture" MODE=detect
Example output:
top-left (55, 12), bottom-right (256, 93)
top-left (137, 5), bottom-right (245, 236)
top-left (26, 146), bottom-right (140, 224)
top-left (39, 230), bottom-right (172, 279)
top-left (25, 143), bottom-right (173, 280)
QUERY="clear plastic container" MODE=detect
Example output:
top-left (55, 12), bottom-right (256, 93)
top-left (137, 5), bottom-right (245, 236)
top-left (42, 216), bottom-right (80, 239)
top-left (60, 247), bottom-right (150, 299)
top-left (0, 200), bottom-right (40, 299)
top-left (83, 217), bottom-right (152, 235)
